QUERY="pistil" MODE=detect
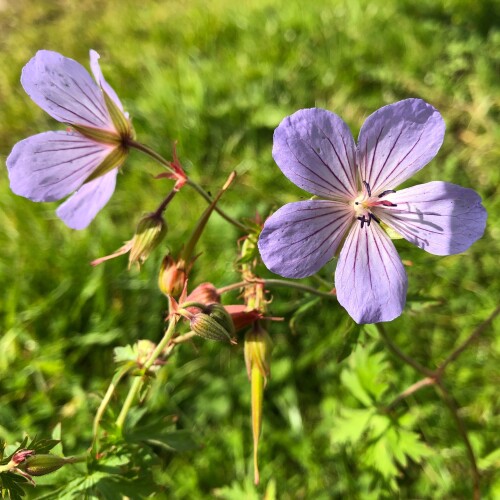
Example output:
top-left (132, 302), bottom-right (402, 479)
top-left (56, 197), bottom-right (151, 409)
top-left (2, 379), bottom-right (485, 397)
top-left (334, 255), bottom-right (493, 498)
top-left (354, 181), bottom-right (397, 228)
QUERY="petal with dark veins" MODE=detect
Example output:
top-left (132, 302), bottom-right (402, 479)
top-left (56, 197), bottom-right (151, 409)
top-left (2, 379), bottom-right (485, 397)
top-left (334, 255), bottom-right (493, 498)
top-left (335, 222), bottom-right (408, 324)
top-left (258, 200), bottom-right (353, 278)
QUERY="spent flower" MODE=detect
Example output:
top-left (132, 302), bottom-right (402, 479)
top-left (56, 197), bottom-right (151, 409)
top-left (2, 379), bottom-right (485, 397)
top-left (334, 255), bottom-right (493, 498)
top-left (91, 212), bottom-right (166, 268)
top-left (7, 50), bottom-right (134, 229)
top-left (258, 99), bottom-right (487, 323)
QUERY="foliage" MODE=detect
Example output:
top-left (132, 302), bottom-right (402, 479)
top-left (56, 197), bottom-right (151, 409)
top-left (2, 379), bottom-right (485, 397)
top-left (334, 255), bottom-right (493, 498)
top-left (0, 0), bottom-right (499, 498)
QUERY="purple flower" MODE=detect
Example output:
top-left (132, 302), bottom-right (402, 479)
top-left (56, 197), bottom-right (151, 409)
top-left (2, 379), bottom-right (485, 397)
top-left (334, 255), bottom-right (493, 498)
top-left (7, 50), bottom-right (134, 229)
top-left (258, 99), bottom-right (487, 324)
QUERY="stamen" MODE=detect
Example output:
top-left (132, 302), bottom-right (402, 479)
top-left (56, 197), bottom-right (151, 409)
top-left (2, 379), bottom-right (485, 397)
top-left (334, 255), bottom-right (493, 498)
top-left (362, 180), bottom-right (372, 197)
top-left (357, 215), bottom-right (366, 228)
top-left (378, 189), bottom-right (396, 198)
top-left (377, 200), bottom-right (398, 207)
top-left (369, 213), bottom-right (380, 224)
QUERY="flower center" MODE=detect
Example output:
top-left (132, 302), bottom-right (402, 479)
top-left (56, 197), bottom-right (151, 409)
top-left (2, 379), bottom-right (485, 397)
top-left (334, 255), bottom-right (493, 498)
top-left (352, 181), bottom-right (397, 228)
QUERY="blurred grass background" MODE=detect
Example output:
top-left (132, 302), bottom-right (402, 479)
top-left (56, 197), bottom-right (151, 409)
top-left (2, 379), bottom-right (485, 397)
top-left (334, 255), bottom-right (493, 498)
top-left (0, 0), bottom-right (499, 497)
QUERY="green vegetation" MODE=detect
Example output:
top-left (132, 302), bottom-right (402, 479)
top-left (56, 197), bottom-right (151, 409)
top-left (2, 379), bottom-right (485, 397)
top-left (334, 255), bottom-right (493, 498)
top-left (0, 0), bottom-right (499, 497)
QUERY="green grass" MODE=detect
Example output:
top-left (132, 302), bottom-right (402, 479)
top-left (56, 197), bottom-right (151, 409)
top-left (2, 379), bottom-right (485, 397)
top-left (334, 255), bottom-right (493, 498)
top-left (0, 0), bottom-right (499, 498)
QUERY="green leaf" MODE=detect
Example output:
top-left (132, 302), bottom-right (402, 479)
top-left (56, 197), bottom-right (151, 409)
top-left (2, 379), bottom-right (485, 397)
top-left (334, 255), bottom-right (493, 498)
top-left (330, 408), bottom-right (375, 445)
top-left (340, 369), bottom-right (373, 407)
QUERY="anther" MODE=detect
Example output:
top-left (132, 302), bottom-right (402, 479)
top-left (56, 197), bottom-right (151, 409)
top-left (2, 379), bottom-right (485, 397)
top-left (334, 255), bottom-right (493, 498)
top-left (369, 213), bottom-right (380, 224)
top-left (378, 189), bottom-right (396, 198)
top-left (362, 181), bottom-right (372, 197)
top-left (378, 200), bottom-right (398, 207)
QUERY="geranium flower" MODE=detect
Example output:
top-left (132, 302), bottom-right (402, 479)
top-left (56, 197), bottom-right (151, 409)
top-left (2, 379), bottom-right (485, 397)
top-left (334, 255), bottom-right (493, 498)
top-left (7, 50), bottom-right (134, 229)
top-left (258, 99), bottom-right (487, 324)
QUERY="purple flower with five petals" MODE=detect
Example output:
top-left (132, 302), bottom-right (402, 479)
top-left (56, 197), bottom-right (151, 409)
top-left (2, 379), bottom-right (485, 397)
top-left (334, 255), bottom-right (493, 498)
top-left (258, 99), bottom-right (487, 324)
top-left (7, 50), bottom-right (134, 229)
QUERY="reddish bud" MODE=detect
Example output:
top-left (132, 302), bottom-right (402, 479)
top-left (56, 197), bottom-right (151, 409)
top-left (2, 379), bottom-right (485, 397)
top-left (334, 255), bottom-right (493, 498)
top-left (158, 255), bottom-right (188, 297)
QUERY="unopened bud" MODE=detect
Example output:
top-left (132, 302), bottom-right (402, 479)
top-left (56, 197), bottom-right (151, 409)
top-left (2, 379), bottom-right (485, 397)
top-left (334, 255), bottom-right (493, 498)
top-left (244, 323), bottom-right (273, 381)
top-left (12, 449), bottom-right (35, 466)
top-left (158, 255), bottom-right (188, 297)
top-left (18, 454), bottom-right (74, 476)
top-left (129, 213), bottom-right (167, 268)
top-left (190, 313), bottom-right (234, 343)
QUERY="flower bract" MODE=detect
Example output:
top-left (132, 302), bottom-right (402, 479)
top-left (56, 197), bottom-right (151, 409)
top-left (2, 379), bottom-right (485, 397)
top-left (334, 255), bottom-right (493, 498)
top-left (258, 99), bottom-right (487, 324)
top-left (7, 50), bottom-right (134, 229)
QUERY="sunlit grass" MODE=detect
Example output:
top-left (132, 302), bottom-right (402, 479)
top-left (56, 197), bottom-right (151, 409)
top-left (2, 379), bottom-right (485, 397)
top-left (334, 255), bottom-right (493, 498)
top-left (0, 0), bottom-right (499, 497)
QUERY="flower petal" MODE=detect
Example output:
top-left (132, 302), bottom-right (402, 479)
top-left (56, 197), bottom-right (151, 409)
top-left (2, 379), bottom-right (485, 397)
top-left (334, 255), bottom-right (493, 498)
top-left (21, 50), bottom-right (113, 129)
top-left (358, 99), bottom-right (445, 195)
top-left (7, 131), bottom-right (115, 202)
top-left (273, 108), bottom-right (358, 200)
top-left (335, 222), bottom-right (408, 324)
top-left (374, 181), bottom-right (487, 255)
top-left (56, 169), bottom-right (118, 229)
top-left (89, 50), bottom-right (124, 111)
top-left (258, 200), bottom-right (353, 278)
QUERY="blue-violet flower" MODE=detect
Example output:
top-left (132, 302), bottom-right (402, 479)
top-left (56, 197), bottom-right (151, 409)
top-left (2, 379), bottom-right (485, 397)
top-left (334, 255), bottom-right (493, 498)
top-left (258, 99), bottom-right (487, 323)
top-left (7, 50), bottom-right (133, 229)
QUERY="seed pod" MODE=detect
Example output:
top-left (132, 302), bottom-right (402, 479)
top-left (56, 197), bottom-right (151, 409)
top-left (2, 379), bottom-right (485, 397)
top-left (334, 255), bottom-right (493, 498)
top-left (18, 454), bottom-right (71, 476)
top-left (129, 213), bottom-right (167, 268)
top-left (190, 313), bottom-right (233, 343)
top-left (207, 303), bottom-right (235, 338)
top-left (244, 323), bottom-right (273, 380)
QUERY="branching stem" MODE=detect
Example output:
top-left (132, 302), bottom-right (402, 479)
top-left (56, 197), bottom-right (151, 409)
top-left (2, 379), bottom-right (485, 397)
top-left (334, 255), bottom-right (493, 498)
top-left (376, 306), bottom-right (500, 500)
top-left (129, 140), bottom-right (247, 232)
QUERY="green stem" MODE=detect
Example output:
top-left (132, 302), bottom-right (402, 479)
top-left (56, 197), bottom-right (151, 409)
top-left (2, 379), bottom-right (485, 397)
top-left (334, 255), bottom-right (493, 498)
top-left (218, 279), bottom-right (336, 300)
top-left (436, 303), bottom-right (500, 378)
top-left (185, 178), bottom-right (248, 232)
top-left (383, 376), bottom-right (435, 412)
top-left (152, 189), bottom-right (178, 218)
top-left (91, 364), bottom-right (131, 452)
top-left (375, 323), bottom-right (434, 377)
top-left (115, 317), bottom-right (178, 430)
top-left (129, 140), bottom-right (247, 232)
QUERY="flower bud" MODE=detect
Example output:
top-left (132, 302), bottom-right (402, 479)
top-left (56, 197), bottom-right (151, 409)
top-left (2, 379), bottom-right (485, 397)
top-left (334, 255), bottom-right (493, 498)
top-left (129, 213), bottom-right (167, 268)
top-left (18, 454), bottom-right (72, 476)
top-left (12, 449), bottom-right (35, 466)
top-left (158, 255), bottom-right (187, 297)
top-left (190, 312), bottom-right (234, 343)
